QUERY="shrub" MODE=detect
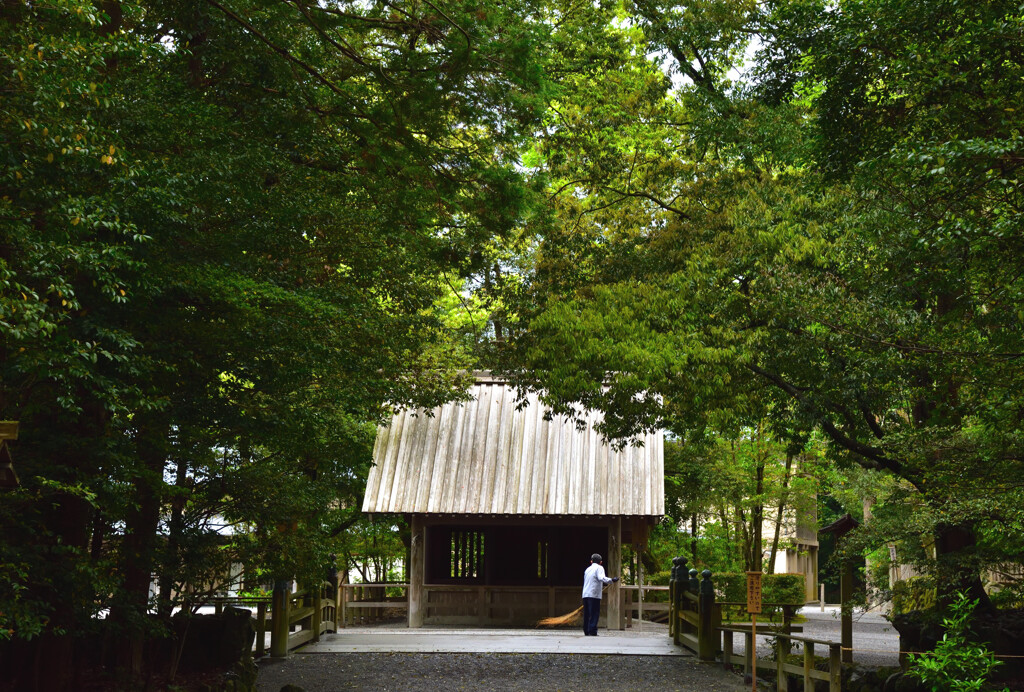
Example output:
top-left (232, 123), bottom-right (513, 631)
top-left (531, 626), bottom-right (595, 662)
top-left (907, 592), bottom-right (1008, 692)
top-left (892, 577), bottom-right (937, 615)
top-left (711, 572), bottom-right (806, 622)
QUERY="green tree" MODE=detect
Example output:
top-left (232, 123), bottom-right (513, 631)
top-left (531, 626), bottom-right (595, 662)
top-left (498, 0), bottom-right (1024, 612)
top-left (2, 0), bottom-right (552, 686)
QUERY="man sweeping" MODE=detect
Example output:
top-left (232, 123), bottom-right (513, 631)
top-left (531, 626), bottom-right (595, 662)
top-left (582, 553), bottom-right (618, 636)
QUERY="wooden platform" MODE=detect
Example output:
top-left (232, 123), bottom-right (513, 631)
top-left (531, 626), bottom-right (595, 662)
top-left (296, 626), bottom-right (687, 657)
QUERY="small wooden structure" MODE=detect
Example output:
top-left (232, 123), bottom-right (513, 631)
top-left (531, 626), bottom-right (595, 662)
top-left (820, 513), bottom-right (859, 663)
top-left (362, 373), bottom-right (664, 628)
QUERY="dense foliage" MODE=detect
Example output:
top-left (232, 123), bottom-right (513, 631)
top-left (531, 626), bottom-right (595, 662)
top-left (1, 0), bottom-right (549, 686)
top-left (499, 0), bottom-right (1024, 611)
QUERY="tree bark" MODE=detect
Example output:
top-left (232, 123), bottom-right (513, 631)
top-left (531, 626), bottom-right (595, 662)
top-left (767, 453), bottom-right (794, 575)
top-left (113, 411), bottom-right (170, 676)
top-left (934, 520), bottom-right (992, 612)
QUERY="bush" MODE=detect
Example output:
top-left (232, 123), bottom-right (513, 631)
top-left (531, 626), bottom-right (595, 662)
top-left (907, 592), bottom-right (1009, 692)
top-left (710, 572), bottom-right (806, 623)
top-left (892, 577), bottom-right (937, 615)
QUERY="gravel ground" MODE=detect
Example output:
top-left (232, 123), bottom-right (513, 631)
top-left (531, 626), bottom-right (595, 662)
top-left (723, 607), bottom-right (900, 670)
top-left (256, 652), bottom-right (749, 692)
top-left (254, 607), bottom-right (901, 691)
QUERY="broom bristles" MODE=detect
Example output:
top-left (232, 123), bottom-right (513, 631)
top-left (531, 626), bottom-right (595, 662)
top-left (536, 604), bottom-right (583, 627)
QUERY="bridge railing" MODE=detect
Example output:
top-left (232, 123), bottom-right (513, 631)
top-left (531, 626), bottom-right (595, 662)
top-left (260, 581), bottom-right (339, 657)
top-left (720, 626), bottom-right (842, 692)
top-left (667, 556), bottom-right (842, 691)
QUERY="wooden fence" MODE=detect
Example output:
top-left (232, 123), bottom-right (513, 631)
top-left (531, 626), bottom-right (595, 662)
top-left (338, 583), bottom-right (409, 627)
top-left (667, 556), bottom-right (844, 691)
top-left (621, 584), bottom-right (670, 628)
top-left (210, 581), bottom-right (338, 658)
top-left (720, 626), bottom-right (842, 692)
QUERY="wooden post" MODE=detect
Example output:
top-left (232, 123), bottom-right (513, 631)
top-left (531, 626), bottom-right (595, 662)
top-left (332, 581), bottom-right (341, 632)
top-left (698, 569), bottom-right (716, 662)
top-left (751, 615), bottom-right (758, 692)
top-left (270, 580), bottom-right (290, 658)
top-left (803, 641), bottom-right (815, 692)
top-left (744, 630), bottom-right (753, 679)
top-left (607, 517), bottom-right (622, 630)
top-left (668, 557), bottom-right (679, 639)
top-left (775, 634), bottom-right (788, 692)
top-left (311, 585), bottom-right (322, 642)
top-left (339, 585), bottom-right (347, 629)
top-left (829, 643), bottom-right (842, 692)
top-left (841, 559), bottom-right (853, 663)
top-left (723, 630), bottom-right (733, 670)
top-left (255, 601), bottom-right (267, 658)
top-left (637, 549), bottom-right (644, 632)
top-left (409, 515), bottom-right (425, 627)
top-left (625, 587), bottom-right (633, 628)
top-left (672, 572), bottom-right (682, 646)
top-left (781, 605), bottom-right (794, 658)
top-left (746, 570), bottom-right (763, 691)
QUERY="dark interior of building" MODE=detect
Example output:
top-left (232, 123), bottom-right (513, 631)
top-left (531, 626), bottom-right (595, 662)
top-left (425, 524), bottom-right (609, 587)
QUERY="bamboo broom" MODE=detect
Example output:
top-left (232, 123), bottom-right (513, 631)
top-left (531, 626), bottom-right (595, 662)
top-left (536, 604), bottom-right (583, 627)
top-left (536, 584), bottom-right (609, 627)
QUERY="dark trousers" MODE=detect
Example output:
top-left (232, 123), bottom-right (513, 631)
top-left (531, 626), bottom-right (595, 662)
top-left (582, 597), bottom-right (601, 635)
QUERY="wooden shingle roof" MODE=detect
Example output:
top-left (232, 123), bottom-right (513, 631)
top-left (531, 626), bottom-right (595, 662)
top-left (362, 377), bottom-right (664, 516)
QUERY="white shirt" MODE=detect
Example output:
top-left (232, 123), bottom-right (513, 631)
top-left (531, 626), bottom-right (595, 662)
top-left (582, 562), bottom-right (613, 599)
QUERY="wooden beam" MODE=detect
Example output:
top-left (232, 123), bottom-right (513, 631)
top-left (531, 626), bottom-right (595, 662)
top-left (409, 514), bottom-right (425, 627)
top-left (607, 517), bottom-right (622, 630)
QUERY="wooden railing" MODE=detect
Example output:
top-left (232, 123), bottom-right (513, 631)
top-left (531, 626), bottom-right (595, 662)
top-left (208, 595), bottom-right (272, 658)
top-left (620, 584), bottom-right (670, 628)
top-left (338, 583), bottom-right (409, 627)
top-left (208, 582), bottom-right (340, 658)
top-left (272, 584), bottom-right (338, 655)
top-left (720, 627), bottom-right (842, 692)
top-left (717, 601), bottom-right (802, 637)
top-left (420, 585), bottom-right (579, 626)
top-left (666, 556), bottom-right (844, 690)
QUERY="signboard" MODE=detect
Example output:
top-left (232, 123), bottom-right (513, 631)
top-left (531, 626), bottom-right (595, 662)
top-left (745, 571), bottom-right (762, 614)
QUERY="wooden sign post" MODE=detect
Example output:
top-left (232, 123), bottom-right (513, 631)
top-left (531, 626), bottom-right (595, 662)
top-left (746, 571), bottom-right (763, 692)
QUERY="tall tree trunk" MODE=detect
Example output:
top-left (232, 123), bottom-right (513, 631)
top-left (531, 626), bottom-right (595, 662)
top-left (27, 396), bottom-right (109, 692)
top-left (158, 455), bottom-right (189, 618)
top-left (767, 453), bottom-right (794, 575)
top-left (751, 459), bottom-right (765, 572)
top-left (113, 411), bottom-right (170, 677)
top-left (934, 520), bottom-right (992, 612)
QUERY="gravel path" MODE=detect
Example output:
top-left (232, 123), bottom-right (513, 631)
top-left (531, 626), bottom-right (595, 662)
top-left (254, 607), bottom-right (900, 690)
top-left (256, 652), bottom-right (749, 692)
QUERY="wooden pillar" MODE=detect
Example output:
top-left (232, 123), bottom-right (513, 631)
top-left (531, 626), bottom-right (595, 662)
top-left (636, 543), bottom-right (644, 630)
top-left (698, 569), bottom-right (717, 662)
top-left (311, 585), bottom-right (322, 642)
top-left (270, 580), bottom-right (290, 658)
top-left (607, 517), bottom-right (622, 630)
top-left (829, 643), bottom-right (842, 692)
top-left (255, 601), bottom-right (267, 658)
top-left (803, 641), bottom-right (815, 692)
top-left (409, 514), bottom-right (425, 628)
top-left (841, 559), bottom-right (853, 663)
